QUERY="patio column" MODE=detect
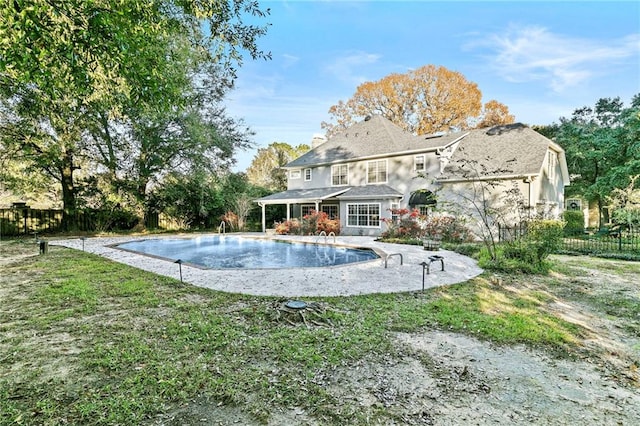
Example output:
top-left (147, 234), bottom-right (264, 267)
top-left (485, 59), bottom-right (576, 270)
top-left (259, 202), bottom-right (266, 233)
top-left (286, 203), bottom-right (291, 221)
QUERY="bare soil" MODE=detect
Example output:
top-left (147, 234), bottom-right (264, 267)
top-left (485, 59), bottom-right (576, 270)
top-left (151, 256), bottom-right (640, 426)
top-left (153, 329), bottom-right (639, 426)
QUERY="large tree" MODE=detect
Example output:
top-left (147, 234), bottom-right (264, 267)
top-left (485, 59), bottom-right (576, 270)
top-left (543, 95), bottom-right (640, 227)
top-left (246, 142), bottom-right (310, 191)
top-left (0, 0), bottom-right (269, 228)
top-left (321, 64), bottom-right (513, 138)
top-left (476, 100), bottom-right (516, 129)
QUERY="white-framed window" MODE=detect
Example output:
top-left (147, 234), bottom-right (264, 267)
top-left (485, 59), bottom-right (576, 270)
top-left (304, 168), bottom-right (312, 181)
top-left (331, 164), bottom-right (349, 186)
top-left (367, 159), bottom-right (387, 184)
top-left (321, 204), bottom-right (338, 219)
top-left (414, 155), bottom-right (426, 172)
top-left (347, 203), bottom-right (380, 228)
top-left (390, 202), bottom-right (400, 222)
top-left (301, 204), bottom-right (315, 217)
top-left (290, 169), bottom-right (301, 179)
top-left (547, 151), bottom-right (557, 180)
top-left (418, 205), bottom-right (430, 216)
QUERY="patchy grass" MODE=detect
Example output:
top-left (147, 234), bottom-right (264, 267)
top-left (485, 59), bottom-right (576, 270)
top-left (0, 240), bottom-right (638, 425)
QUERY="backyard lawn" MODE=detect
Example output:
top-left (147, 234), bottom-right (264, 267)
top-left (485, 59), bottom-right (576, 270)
top-left (1, 239), bottom-right (639, 425)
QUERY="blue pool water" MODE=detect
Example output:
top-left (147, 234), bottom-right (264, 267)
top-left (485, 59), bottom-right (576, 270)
top-left (116, 235), bottom-right (379, 269)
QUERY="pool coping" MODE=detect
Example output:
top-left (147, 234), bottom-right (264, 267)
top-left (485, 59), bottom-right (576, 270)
top-left (50, 233), bottom-right (484, 297)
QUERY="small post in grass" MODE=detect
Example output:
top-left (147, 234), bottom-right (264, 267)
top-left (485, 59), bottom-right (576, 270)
top-left (80, 236), bottom-right (87, 251)
top-left (419, 261), bottom-right (428, 292)
top-left (175, 259), bottom-right (183, 282)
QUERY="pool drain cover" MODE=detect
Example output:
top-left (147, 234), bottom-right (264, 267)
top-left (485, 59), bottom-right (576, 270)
top-left (285, 300), bottom-right (307, 310)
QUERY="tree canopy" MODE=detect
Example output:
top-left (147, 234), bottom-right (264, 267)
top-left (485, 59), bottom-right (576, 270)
top-left (0, 0), bottom-right (270, 227)
top-left (321, 64), bottom-right (513, 138)
top-left (540, 94), bottom-right (640, 226)
top-left (246, 142), bottom-right (310, 191)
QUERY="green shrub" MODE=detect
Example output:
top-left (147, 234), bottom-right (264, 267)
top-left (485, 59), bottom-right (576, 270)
top-left (562, 210), bottom-right (584, 236)
top-left (89, 209), bottom-right (139, 232)
top-left (444, 242), bottom-right (482, 258)
top-left (375, 237), bottom-right (422, 246)
top-left (0, 218), bottom-right (18, 236)
top-left (526, 219), bottom-right (564, 258)
top-left (478, 220), bottom-right (563, 274)
top-left (478, 245), bottom-right (551, 274)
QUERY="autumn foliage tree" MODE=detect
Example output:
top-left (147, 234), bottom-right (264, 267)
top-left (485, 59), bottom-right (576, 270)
top-left (322, 64), bottom-right (513, 137)
top-left (476, 100), bottom-right (516, 128)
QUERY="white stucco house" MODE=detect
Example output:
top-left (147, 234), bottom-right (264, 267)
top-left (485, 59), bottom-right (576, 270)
top-left (255, 115), bottom-right (570, 236)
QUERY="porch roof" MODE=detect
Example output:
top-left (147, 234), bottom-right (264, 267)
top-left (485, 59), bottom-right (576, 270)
top-left (254, 187), bottom-right (350, 205)
top-left (336, 185), bottom-right (402, 200)
top-left (254, 185), bottom-right (403, 205)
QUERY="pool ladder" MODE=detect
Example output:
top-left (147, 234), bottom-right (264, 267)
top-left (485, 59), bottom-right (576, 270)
top-left (315, 231), bottom-right (336, 244)
top-left (218, 221), bottom-right (226, 234)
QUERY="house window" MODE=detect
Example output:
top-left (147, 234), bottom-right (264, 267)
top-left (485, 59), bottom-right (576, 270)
top-left (321, 205), bottom-right (338, 219)
top-left (332, 164), bottom-right (349, 186)
top-left (290, 170), bottom-right (301, 179)
top-left (414, 155), bottom-right (426, 172)
top-left (301, 204), bottom-right (315, 217)
top-left (547, 151), bottom-right (557, 180)
top-left (417, 205), bottom-right (431, 216)
top-left (367, 159), bottom-right (387, 184)
top-left (347, 203), bottom-right (380, 227)
top-left (390, 202), bottom-right (400, 222)
top-left (304, 168), bottom-right (312, 181)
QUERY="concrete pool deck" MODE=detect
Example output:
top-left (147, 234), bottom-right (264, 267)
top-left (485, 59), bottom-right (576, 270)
top-left (51, 233), bottom-right (484, 297)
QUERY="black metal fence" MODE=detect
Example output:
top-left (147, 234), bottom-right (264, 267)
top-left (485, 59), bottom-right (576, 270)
top-left (498, 223), bottom-right (640, 256)
top-left (498, 223), bottom-right (528, 241)
top-left (0, 208), bottom-right (184, 237)
top-left (561, 231), bottom-right (640, 254)
top-left (1, 208), bottom-right (64, 236)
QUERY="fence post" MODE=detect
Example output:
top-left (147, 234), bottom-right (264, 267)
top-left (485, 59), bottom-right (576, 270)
top-left (619, 230), bottom-right (622, 251)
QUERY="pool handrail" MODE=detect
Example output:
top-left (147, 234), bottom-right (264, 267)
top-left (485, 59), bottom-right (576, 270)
top-left (315, 231), bottom-right (336, 244)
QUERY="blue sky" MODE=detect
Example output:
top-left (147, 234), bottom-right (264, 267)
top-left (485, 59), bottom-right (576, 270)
top-left (225, 1), bottom-right (640, 172)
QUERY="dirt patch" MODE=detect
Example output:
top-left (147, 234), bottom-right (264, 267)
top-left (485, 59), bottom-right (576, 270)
top-left (153, 255), bottom-right (640, 425)
top-left (152, 326), bottom-right (640, 426)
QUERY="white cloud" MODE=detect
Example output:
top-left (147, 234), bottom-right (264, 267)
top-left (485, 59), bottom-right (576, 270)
top-left (323, 51), bottom-right (382, 86)
top-left (281, 53), bottom-right (300, 68)
top-left (469, 25), bottom-right (640, 92)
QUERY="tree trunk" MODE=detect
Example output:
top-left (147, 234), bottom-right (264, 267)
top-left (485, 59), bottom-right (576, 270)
top-left (137, 180), bottom-right (150, 230)
top-left (60, 154), bottom-right (77, 231)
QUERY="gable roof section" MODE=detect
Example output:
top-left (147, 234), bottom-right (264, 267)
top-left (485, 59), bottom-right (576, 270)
top-left (285, 115), bottom-right (461, 168)
top-left (437, 124), bottom-right (566, 182)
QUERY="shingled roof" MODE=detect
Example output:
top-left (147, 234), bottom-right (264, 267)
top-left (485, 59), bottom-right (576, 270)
top-left (438, 123), bottom-right (562, 181)
top-left (285, 115), bottom-right (461, 168)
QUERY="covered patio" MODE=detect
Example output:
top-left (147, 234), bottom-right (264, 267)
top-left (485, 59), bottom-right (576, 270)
top-left (254, 187), bottom-right (350, 232)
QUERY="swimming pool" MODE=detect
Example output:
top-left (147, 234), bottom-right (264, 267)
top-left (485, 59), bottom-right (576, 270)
top-left (115, 235), bottom-right (379, 269)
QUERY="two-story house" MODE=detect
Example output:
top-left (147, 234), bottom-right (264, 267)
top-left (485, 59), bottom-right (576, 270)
top-left (255, 115), bottom-right (570, 236)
